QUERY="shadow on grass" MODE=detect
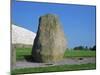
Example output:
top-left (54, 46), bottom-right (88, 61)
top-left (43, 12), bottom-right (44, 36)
top-left (24, 55), bottom-right (42, 63)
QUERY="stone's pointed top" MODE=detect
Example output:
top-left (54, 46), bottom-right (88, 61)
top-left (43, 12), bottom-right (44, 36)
top-left (41, 13), bottom-right (58, 18)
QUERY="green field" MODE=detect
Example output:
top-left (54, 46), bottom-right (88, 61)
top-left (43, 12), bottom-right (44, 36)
top-left (11, 63), bottom-right (96, 75)
top-left (12, 48), bottom-right (96, 74)
top-left (16, 48), bottom-right (96, 60)
top-left (64, 50), bottom-right (96, 57)
top-left (16, 48), bottom-right (32, 60)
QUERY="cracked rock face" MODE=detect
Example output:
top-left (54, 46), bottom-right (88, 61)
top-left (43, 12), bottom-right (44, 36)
top-left (32, 14), bottom-right (67, 63)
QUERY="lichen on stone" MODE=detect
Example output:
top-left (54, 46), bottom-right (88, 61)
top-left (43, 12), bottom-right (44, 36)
top-left (32, 14), bottom-right (67, 63)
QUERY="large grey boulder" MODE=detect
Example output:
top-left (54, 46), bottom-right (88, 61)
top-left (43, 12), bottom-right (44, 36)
top-left (32, 14), bottom-right (67, 63)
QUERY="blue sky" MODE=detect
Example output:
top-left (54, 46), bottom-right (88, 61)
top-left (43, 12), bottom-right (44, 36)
top-left (12, 0), bottom-right (96, 48)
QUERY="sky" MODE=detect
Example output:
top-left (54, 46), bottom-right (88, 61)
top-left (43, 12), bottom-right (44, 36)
top-left (12, 0), bottom-right (96, 48)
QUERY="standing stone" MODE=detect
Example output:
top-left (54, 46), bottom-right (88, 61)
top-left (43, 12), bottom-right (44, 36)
top-left (32, 14), bottom-right (67, 63)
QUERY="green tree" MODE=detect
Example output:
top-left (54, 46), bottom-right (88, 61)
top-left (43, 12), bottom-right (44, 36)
top-left (74, 46), bottom-right (84, 50)
top-left (90, 45), bottom-right (96, 51)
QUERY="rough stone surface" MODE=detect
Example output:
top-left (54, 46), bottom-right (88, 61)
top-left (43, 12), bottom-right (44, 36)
top-left (32, 14), bottom-right (67, 63)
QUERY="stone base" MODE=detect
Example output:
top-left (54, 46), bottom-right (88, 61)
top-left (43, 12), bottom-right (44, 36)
top-left (32, 53), bottom-right (64, 63)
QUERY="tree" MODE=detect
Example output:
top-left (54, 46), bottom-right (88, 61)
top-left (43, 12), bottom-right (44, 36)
top-left (90, 45), bottom-right (96, 51)
top-left (74, 46), bottom-right (84, 50)
top-left (85, 46), bottom-right (88, 50)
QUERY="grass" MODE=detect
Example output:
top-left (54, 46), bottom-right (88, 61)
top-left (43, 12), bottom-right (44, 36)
top-left (16, 47), bottom-right (96, 60)
top-left (14, 48), bottom-right (96, 75)
top-left (16, 48), bottom-right (32, 60)
top-left (64, 50), bottom-right (96, 58)
top-left (11, 63), bottom-right (96, 75)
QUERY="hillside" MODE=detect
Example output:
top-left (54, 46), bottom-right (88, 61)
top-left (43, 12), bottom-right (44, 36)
top-left (12, 24), bottom-right (36, 45)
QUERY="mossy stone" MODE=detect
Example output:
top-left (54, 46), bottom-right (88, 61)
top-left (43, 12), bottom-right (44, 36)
top-left (32, 14), bottom-right (67, 63)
